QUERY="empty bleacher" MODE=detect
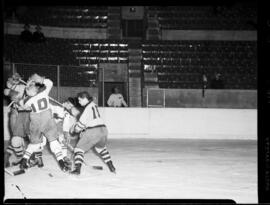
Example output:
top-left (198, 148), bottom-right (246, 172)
top-left (4, 34), bottom-right (257, 89)
top-left (142, 40), bottom-right (257, 89)
top-left (13, 6), bottom-right (108, 28)
top-left (4, 35), bottom-right (77, 65)
top-left (72, 39), bottom-right (129, 67)
top-left (149, 5), bottom-right (257, 30)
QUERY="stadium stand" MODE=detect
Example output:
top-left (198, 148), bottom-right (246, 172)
top-left (4, 34), bottom-right (77, 65)
top-left (4, 34), bottom-right (257, 89)
top-left (142, 40), bottom-right (257, 89)
top-left (12, 6), bottom-right (108, 28)
top-left (4, 3), bottom-right (257, 90)
top-left (149, 5), bottom-right (257, 30)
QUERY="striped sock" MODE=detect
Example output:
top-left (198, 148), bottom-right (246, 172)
top-left (35, 151), bottom-right (42, 159)
top-left (6, 145), bottom-right (14, 155)
top-left (61, 144), bottom-right (68, 158)
top-left (23, 150), bottom-right (32, 160)
top-left (55, 151), bottom-right (63, 161)
top-left (49, 140), bottom-right (64, 161)
top-left (96, 147), bottom-right (112, 163)
top-left (13, 145), bottom-right (24, 158)
top-left (74, 148), bottom-right (84, 165)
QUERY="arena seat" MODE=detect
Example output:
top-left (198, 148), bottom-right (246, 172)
top-left (142, 40), bottom-right (257, 89)
top-left (14, 7), bottom-right (108, 28)
top-left (152, 5), bottom-right (256, 30)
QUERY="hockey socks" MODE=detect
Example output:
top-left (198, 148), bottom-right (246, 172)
top-left (49, 140), bottom-right (71, 172)
top-left (49, 140), bottom-right (64, 161)
top-left (95, 146), bottom-right (116, 173)
top-left (70, 148), bottom-right (84, 175)
top-left (6, 136), bottom-right (25, 166)
top-left (7, 144), bottom-right (24, 158)
top-left (73, 148), bottom-right (84, 165)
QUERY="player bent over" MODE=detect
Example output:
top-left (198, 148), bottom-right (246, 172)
top-left (50, 98), bottom-right (80, 167)
top-left (69, 91), bottom-right (116, 175)
top-left (18, 74), bottom-right (70, 172)
top-left (4, 73), bottom-right (31, 167)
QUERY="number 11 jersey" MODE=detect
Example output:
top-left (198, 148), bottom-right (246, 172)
top-left (77, 101), bottom-right (105, 129)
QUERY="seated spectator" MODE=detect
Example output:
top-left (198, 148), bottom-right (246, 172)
top-left (210, 73), bottom-right (224, 89)
top-left (107, 87), bottom-right (128, 107)
top-left (20, 23), bottom-right (33, 43)
top-left (33, 25), bottom-right (46, 43)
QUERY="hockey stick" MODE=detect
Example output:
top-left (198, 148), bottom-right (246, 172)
top-left (5, 168), bottom-right (25, 176)
top-left (7, 101), bottom-right (15, 108)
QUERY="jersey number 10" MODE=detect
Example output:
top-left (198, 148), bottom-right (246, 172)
top-left (31, 98), bottom-right (48, 112)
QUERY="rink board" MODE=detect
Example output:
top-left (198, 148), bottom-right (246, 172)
top-left (3, 107), bottom-right (257, 140)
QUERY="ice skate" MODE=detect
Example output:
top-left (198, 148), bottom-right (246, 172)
top-left (70, 163), bottom-right (81, 175)
top-left (106, 161), bottom-right (116, 173)
top-left (36, 156), bottom-right (44, 168)
top-left (19, 158), bottom-right (29, 170)
top-left (63, 156), bottom-right (72, 169)
top-left (58, 159), bottom-right (70, 172)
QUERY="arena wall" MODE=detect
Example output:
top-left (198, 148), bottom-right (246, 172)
top-left (5, 23), bottom-right (257, 41)
top-left (161, 30), bottom-right (257, 41)
top-left (143, 89), bottom-right (257, 109)
top-left (4, 23), bottom-right (107, 39)
top-left (4, 107), bottom-right (257, 141)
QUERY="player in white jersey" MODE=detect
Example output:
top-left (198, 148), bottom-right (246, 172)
top-left (69, 91), bottom-right (116, 175)
top-left (23, 99), bottom-right (80, 169)
top-left (18, 74), bottom-right (70, 172)
top-left (4, 73), bottom-right (31, 167)
top-left (50, 98), bottom-right (80, 166)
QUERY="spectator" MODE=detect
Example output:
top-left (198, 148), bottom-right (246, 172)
top-left (20, 23), bottom-right (33, 43)
top-left (33, 25), bottom-right (46, 43)
top-left (210, 73), bottom-right (224, 89)
top-left (107, 87), bottom-right (128, 107)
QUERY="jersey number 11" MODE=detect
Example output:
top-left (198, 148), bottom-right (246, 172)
top-left (92, 105), bottom-right (100, 119)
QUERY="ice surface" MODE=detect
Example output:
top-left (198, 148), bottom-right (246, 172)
top-left (4, 138), bottom-right (257, 203)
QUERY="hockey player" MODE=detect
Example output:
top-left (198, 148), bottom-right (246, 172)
top-left (26, 98), bottom-right (81, 169)
top-left (69, 91), bottom-right (116, 175)
top-left (50, 98), bottom-right (80, 166)
top-left (4, 73), bottom-right (31, 167)
top-left (18, 74), bottom-right (70, 172)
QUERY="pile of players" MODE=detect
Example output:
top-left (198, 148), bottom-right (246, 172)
top-left (4, 73), bottom-right (116, 175)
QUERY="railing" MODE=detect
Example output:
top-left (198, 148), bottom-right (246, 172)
top-left (4, 62), bottom-right (100, 103)
top-left (144, 88), bottom-right (257, 109)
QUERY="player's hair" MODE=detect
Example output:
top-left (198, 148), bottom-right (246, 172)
top-left (111, 87), bottom-right (119, 93)
top-left (66, 97), bottom-right (76, 106)
top-left (77, 91), bottom-right (93, 101)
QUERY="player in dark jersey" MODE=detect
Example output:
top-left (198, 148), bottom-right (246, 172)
top-left (4, 73), bottom-right (31, 167)
top-left (70, 91), bottom-right (116, 175)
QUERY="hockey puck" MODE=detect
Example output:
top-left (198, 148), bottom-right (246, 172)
top-left (92, 166), bottom-right (103, 170)
top-left (48, 173), bottom-right (53, 177)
